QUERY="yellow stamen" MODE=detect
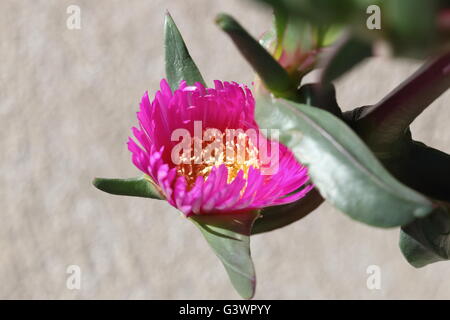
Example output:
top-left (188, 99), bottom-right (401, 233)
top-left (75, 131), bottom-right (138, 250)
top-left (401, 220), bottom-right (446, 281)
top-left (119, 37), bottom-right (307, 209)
top-left (176, 131), bottom-right (260, 188)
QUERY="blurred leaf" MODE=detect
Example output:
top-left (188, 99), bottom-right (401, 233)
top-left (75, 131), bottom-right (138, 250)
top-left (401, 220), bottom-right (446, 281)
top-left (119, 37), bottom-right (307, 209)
top-left (259, 27), bottom-right (277, 52)
top-left (381, 140), bottom-right (450, 203)
top-left (318, 24), bottom-right (344, 47)
top-left (400, 202), bottom-right (450, 268)
top-left (164, 12), bottom-right (206, 90)
top-left (262, 12), bottom-right (324, 83)
top-left (216, 13), bottom-right (298, 99)
top-left (282, 16), bottom-right (315, 52)
top-left (252, 188), bottom-right (323, 234)
top-left (298, 83), bottom-right (342, 118)
top-left (385, 0), bottom-right (437, 57)
top-left (403, 142), bottom-right (450, 202)
top-left (354, 52), bottom-right (450, 151)
top-left (191, 211), bottom-right (259, 299)
top-left (255, 0), bottom-right (448, 57)
top-left (320, 33), bottom-right (372, 84)
top-left (255, 97), bottom-right (433, 227)
top-left (255, 0), bottom-right (354, 25)
top-left (93, 176), bottom-right (163, 199)
top-left (343, 108), bottom-right (450, 202)
top-left (273, 6), bottom-right (288, 57)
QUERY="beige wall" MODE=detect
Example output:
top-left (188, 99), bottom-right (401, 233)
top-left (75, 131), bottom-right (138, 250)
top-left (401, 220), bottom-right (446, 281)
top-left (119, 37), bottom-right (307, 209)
top-left (1, 0), bottom-right (449, 299)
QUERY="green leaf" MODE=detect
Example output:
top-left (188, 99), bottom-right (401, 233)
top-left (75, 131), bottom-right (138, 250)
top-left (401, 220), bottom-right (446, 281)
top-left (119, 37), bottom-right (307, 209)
top-left (400, 202), bottom-right (450, 268)
top-left (273, 6), bottom-right (288, 57)
top-left (255, 0), bottom-right (354, 25)
top-left (317, 24), bottom-right (344, 48)
top-left (298, 83), bottom-right (342, 118)
top-left (385, 0), bottom-right (437, 57)
top-left (381, 140), bottom-right (450, 203)
top-left (252, 188), bottom-right (323, 234)
top-left (92, 176), bottom-right (163, 199)
top-left (255, 97), bottom-right (433, 227)
top-left (215, 13), bottom-right (297, 99)
top-left (320, 33), bottom-right (372, 84)
top-left (164, 12), bottom-right (206, 90)
top-left (354, 52), bottom-right (450, 151)
top-left (191, 211), bottom-right (259, 299)
top-left (403, 142), bottom-right (450, 202)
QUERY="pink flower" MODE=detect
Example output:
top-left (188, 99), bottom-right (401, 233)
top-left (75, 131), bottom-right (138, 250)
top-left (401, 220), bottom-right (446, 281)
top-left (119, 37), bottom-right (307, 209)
top-left (128, 79), bottom-right (312, 216)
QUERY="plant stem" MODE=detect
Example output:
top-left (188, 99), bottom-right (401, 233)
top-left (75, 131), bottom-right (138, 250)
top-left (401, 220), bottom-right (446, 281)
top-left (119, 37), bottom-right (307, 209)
top-left (216, 13), bottom-right (299, 100)
top-left (357, 51), bottom-right (450, 148)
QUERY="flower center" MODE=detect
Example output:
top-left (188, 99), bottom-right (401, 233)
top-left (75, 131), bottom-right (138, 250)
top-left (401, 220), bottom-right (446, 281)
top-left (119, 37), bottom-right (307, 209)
top-left (176, 131), bottom-right (260, 188)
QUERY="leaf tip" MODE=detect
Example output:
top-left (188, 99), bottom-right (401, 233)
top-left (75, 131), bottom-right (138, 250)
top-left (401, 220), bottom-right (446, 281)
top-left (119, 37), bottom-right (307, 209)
top-left (244, 279), bottom-right (256, 300)
top-left (399, 230), bottom-right (429, 268)
top-left (215, 13), bottom-right (238, 32)
top-left (92, 177), bottom-right (102, 189)
top-left (164, 10), bottom-right (176, 30)
top-left (92, 177), bottom-right (112, 194)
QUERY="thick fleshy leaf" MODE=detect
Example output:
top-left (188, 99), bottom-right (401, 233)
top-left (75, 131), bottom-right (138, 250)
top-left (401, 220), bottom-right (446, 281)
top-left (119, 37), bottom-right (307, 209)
top-left (259, 11), bottom-right (324, 83)
top-left (385, 0), bottom-right (436, 57)
top-left (354, 52), bottom-right (450, 151)
top-left (216, 13), bottom-right (297, 99)
top-left (191, 211), bottom-right (259, 299)
top-left (381, 140), bottom-right (450, 203)
top-left (273, 6), bottom-right (288, 57)
top-left (252, 188), bottom-right (323, 234)
top-left (400, 202), bottom-right (450, 268)
top-left (255, 0), bottom-right (354, 25)
top-left (298, 83), bottom-right (342, 118)
top-left (164, 12), bottom-right (206, 90)
top-left (319, 33), bottom-right (372, 84)
top-left (255, 97), bottom-right (433, 227)
top-left (257, 0), bottom-right (446, 57)
top-left (92, 176), bottom-right (163, 199)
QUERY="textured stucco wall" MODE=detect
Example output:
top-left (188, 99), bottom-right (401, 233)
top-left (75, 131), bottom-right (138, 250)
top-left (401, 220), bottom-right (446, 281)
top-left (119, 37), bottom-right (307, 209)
top-left (1, 0), bottom-right (449, 299)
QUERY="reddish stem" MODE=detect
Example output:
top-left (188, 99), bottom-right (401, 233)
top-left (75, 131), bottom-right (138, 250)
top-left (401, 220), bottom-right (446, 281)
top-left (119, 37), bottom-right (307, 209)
top-left (358, 51), bottom-right (450, 147)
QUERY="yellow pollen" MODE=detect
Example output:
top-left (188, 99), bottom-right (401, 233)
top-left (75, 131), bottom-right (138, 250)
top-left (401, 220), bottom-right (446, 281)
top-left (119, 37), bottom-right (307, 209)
top-left (176, 131), bottom-right (260, 188)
